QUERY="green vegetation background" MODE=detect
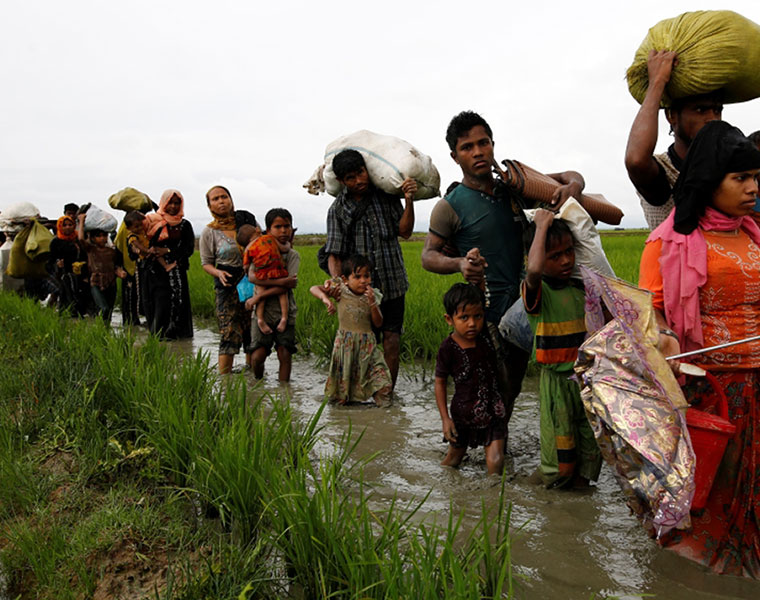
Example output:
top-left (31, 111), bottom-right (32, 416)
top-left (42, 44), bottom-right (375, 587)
top-left (188, 232), bottom-right (648, 362)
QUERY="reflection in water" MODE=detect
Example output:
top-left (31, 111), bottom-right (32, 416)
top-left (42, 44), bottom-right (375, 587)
top-left (159, 318), bottom-right (758, 600)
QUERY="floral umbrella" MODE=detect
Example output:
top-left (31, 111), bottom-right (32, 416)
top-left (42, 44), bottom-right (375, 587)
top-left (574, 267), bottom-right (695, 539)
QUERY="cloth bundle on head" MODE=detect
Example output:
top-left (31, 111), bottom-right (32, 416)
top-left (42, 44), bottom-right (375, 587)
top-left (56, 216), bottom-right (77, 241)
top-left (206, 185), bottom-right (237, 231)
top-left (144, 189), bottom-right (184, 242)
top-left (648, 121), bottom-right (760, 351)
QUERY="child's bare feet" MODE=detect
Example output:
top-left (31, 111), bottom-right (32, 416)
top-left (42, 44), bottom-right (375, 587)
top-left (276, 317), bottom-right (287, 333)
top-left (258, 317), bottom-right (272, 335)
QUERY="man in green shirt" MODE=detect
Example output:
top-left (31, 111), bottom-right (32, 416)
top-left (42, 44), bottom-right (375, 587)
top-left (422, 110), bottom-right (585, 440)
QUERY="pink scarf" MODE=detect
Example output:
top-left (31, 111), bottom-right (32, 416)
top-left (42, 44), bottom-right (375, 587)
top-left (144, 189), bottom-right (184, 242)
top-left (647, 207), bottom-right (760, 352)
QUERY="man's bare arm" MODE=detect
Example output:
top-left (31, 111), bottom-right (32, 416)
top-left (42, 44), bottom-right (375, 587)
top-left (625, 50), bottom-right (676, 196)
top-left (546, 171), bottom-right (585, 208)
top-left (421, 231), bottom-right (485, 284)
top-left (398, 177), bottom-right (417, 239)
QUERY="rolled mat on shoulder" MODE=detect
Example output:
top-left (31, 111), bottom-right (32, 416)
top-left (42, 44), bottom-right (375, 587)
top-left (498, 159), bottom-right (624, 225)
top-left (627, 10), bottom-right (760, 107)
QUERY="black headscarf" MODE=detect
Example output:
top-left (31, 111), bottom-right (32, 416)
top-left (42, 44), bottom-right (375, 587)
top-left (672, 121), bottom-right (760, 234)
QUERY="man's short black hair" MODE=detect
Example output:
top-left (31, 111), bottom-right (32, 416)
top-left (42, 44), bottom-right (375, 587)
top-left (124, 210), bottom-right (145, 228)
top-left (446, 111), bottom-right (494, 152)
top-left (341, 254), bottom-right (373, 278)
top-left (265, 208), bottom-right (293, 230)
top-left (443, 282), bottom-right (485, 317)
top-left (749, 130), bottom-right (760, 149)
top-left (64, 203), bottom-right (79, 214)
top-left (668, 89), bottom-right (724, 113)
top-left (523, 217), bottom-right (574, 254)
top-left (332, 149), bottom-right (367, 181)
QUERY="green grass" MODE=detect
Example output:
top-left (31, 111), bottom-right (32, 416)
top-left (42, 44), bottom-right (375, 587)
top-left (188, 234), bottom-right (646, 362)
top-left (0, 292), bottom-right (522, 599)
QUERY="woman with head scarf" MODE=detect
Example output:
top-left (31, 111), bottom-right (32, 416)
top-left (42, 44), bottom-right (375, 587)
top-left (48, 214), bottom-right (88, 316)
top-left (141, 189), bottom-right (195, 339)
top-left (199, 185), bottom-right (259, 374)
top-left (639, 120), bottom-right (760, 577)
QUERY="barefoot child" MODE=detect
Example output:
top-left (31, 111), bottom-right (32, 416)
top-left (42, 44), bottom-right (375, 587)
top-left (243, 218), bottom-right (290, 335)
top-left (76, 213), bottom-right (126, 323)
top-left (435, 283), bottom-right (507, 475)
top-left (310, 254), bottom-right (392, 406)
top-left (116, 210), bottom-right (151, 325)
top-left (522, 209), bottom-right (601, 489)
top-left (247, 208), bottom-right (299, 382)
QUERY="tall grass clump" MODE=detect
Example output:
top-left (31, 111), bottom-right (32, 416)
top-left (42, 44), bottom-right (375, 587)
top-left (1, 293), bottom-right (525, 597)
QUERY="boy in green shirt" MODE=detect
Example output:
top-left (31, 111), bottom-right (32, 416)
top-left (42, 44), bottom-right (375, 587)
top-left (522, 208), bottom-right (601, 489)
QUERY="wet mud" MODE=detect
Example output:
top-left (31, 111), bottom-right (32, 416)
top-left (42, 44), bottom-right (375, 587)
top-left (174, 322), bottom-right (759, 600)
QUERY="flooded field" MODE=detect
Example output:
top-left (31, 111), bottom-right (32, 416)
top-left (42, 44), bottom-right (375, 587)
top-left (169, 323), bottom-right (759, 600)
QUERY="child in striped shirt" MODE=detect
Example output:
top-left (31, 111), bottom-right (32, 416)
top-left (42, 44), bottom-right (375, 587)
top-left (522, 209), bottom-right (601, 489)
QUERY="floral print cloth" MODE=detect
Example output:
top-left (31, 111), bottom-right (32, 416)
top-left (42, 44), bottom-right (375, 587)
top-left (575, 267), bottom-right (695, 538)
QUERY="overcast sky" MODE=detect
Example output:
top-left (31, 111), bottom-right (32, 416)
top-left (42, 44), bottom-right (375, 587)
top-left (2, 1), bottom-right (759, 234)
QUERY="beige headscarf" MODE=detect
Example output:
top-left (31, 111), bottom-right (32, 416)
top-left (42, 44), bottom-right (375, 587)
top-left (144, 189), bottom-right (185, 242)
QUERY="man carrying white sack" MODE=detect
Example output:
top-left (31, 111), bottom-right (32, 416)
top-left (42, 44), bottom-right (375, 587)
top-left (325, 149), bottom-right (417, 392)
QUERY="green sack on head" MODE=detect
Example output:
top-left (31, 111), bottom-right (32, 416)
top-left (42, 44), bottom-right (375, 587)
top-left (627, 10), bottom-right (760, 107)
top-left (108, 187), bottom-right (152, 212)
top-left (6, 224), bottom-right (48, 279)
top-left (25, 218), bottom-right (53, 262)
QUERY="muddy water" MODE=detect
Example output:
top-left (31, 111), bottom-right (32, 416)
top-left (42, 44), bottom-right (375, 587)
top-left (170, 323), bottom-right (758, 600)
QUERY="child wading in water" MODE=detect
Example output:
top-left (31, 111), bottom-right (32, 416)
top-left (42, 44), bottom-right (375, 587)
top-left (435, 283), bottom-right (507, 475)
top-left (76, 213), bottom-right (126, 323)
top-left (243, 222), bottom-right (290, 335)
top-left (522, 209), bottom-right (601, 489)
top-left (310, 254), bottom-right (392, 406)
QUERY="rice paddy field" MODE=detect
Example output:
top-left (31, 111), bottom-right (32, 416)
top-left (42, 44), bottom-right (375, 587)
top-left (187, 231), bottom-right (649, 363)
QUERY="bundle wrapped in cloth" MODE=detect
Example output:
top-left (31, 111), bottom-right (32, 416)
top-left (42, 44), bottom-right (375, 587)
top-left (108, 187), bottom-right (153, 213)
top-left (627, 10), bottom-right (760, 107)
top-left (304, 130), bottom-right (441, 200)
top-left (497, 159), bottom-right (624, 225)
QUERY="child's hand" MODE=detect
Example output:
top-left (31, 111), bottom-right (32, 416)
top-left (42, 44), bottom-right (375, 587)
top-left (363, 286), bottom-right (375, 305)
top-left (244, 297), bottom-right (255, 311)
top-left (533, 208), bottom-right (555, 229)
top-left (324, 278), bottom-right (342, 300)
top-left (115, 267), bottom-right (127, 279)
top-left (442, 417), bottom-right (458, 443)
top-left (322, 297), bottom-right (336, 315)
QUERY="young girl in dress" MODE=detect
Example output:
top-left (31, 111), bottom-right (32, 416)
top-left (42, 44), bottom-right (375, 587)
top-left (310, 254), bottom-right (392, 406)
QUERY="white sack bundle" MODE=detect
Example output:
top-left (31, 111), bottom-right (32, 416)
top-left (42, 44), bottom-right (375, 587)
top-left (84, 205), bottom-right (118, 233)
top-left (304, 130), bottom-right (440, 200)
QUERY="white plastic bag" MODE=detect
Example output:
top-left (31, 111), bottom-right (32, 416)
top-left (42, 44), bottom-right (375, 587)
top-left (84, 205), bottom-right (118, 233)
top-left (524, 198), bottom-right (615, 278)
top-left (0, 202), bottom-right (40, 233)
top-left (499, 298), bottom-right (534, 353)
top-left (305, 130), bottom-right (441, 200)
